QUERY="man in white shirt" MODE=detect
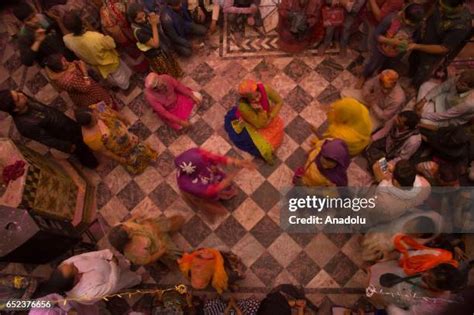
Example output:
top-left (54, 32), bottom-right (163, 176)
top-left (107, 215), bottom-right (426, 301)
top-left (51, 249), bottom-right (141, 304)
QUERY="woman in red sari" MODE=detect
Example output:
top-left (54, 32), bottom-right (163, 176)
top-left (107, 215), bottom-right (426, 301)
top-left (277, 0), bottom-right (324, 53)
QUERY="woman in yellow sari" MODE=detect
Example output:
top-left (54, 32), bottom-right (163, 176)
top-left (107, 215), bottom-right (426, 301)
top-left (224, 79), bottom-right (284, 165)
top-left (294, 138), bottom-right (350, 187)
top-left (76, 102), bottom-right (158, 175)
top-left (323, 98), bottom-right (373, 156)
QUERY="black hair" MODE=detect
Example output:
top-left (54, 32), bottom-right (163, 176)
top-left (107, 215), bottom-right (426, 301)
top-left (127, 3), bottom-right (144, 23)
top-left (438, 163), bottom-right (459, 183)
top-left (398, 110), bottom-right (420, 129)
top-left (34, 268), bottom-right (75, 297)
top-left (427, 263), bottom-right (467, 291)
top-left (442, 0), bottom-right (465, 7)
top-left (0, 89), bottom-right (15, 114)
top-left (63, 11), bottom-right (83, 36)
top-left (393, 159), bottom-right (417, 187)
top-left (167, 0), bottom-right (182, 7)
top-left (108, 225), bottom-right (131, 253)
top-left (74, 109), bottom-right (93, 126)
top-left (13, 2), bottom-right (34, 22)
top-left (45, 54), bottom-right (64, 73)
top-left (404, 3), bottom-right (425, 24)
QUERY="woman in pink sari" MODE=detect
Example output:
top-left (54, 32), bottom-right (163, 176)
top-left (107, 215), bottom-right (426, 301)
top-left (144, 73), bottom-right (202, 130)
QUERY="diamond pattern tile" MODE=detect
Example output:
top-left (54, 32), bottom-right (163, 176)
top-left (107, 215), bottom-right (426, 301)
top-left (324, 252), bottom-right (359, 287)
top-left (284, 86), bottom-right (313, 113)
top-left (285, 115), bottom-right (313, 144)
top-left (187, 118), bottom-right (214, 145)
top-left (287, 252), bottom-right (320, 286)
top-left (0, 24), bottom-right (406, 308)
top-left (251, 181), bottom-right (281, 212)
top-left (215, 216), bottom-right (247, 247)
top-left (251, 216), bottom-right (282, 248)
top-left (148, 182), bottom-right (179, 210)
top-left (283, 59), bottom-right (312, 83)
top-left (250, 252), bottom-right (283, 286)
top-left (117, 181), bottom-right (146, 211)
top-left (190, 62), bottom-right (216, 85)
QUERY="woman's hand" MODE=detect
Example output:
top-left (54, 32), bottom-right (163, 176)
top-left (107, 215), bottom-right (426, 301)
top-left (191, 93), bottom-right (201, 105)
top-left (148, 12), bottom-right (160, 26)
top-left (180, 120), bottom-right (191, 128)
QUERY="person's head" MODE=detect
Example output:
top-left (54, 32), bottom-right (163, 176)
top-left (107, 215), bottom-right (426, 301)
top-left (318, 139), bottom-right (350, 170)
top-left (437, 163), bottom-right (459, 186)
top-left (393, 159), bottom-right (417, 187)
top-left (108, 225), bottom-right (131, 253)
top-left (378, 69), bottom-right (399, 92)
top-left (13, 3), bottom-right (39, 28)
top-left (47, 263), bottom-right (78, 294)
top-left (75, 109), bottom-right (97, 127)
top-left (238, 79), bottom-right (262, 107)
top-left (438, 0), bottom-right (465, 16)
top-left (422, 263), bottom-right (467, 291)
top-left (127, 3), bottom-right (146, 24)
top-left (63, 11), bottom-right (84, 36)
top-left (46, 54), bottom-right (67, 73)
top-left (395, 110), bottom-right (420, 130)
top-left (0, 90), bottom-right (28, 114)
top-left (402, 3), bottom-right (425, 26)
top-left (456, 70), bottom-right (474, 94)
top-left (167, 0), bottom-right (182, 11)
top-left (145, 73), bottom-right (170, 94)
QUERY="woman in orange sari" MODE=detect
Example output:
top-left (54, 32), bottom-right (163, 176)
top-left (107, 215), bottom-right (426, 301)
top-left (224, 79), bottom-right (284, 165)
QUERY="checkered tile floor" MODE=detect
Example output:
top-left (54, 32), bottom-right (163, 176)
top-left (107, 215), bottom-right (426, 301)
top-left (1, 21), bottom-right (472, 314)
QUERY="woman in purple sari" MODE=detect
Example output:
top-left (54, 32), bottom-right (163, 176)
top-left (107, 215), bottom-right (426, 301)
top-left (175, 148), bottom-right (254, 219)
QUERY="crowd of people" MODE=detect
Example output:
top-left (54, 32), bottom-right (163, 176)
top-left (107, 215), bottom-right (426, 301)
top-left (0, 0), bottom-right (473, 314)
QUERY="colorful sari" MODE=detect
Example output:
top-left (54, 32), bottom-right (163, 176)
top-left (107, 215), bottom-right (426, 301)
top-left (46, 60), bottom-right (115, 109)
top-left (224, 81), bottom-right (284, 164)
top-left (297, 138), bottom-right (350, 187)
top-left (121, 216), bottom-right (182, 267)
top-left (323, 98), bottom-right (373, 156)
top-left (83, 104), bottom-right (158, 174)
top-left (144, 73), bottom-right (198, 130)
top-left (175, 148), bottom-right (236, 216)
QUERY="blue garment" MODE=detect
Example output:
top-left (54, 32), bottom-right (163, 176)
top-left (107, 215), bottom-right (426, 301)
top-left (224, 106), bottom-right (261, 158)
top-left (162, 4), bottom-right (193, 37)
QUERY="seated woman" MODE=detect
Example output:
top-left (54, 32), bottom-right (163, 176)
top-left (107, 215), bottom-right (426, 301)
top-left (224, 79), bottom-right (284, 165)
top-left (178, 248), bottom-right (245, 294)
top-left (323, 98), bottom-right (372, 156)
top-left (76, 103), bottom-right (158, 175)
top-left (294, 138), bottom-right (350, 187)
top-left (108, 212), bottom-right (184, 267)
top-left (175, 148), bottom-right (254, 218)
top-left (144, 72), bottom-right (202, 130)
top-left (368, 235), bottom-right (467, 314)
top-left (45, 54), bottom-right (115, 109)
top-left (277, 0), bottom-right (323, 53)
